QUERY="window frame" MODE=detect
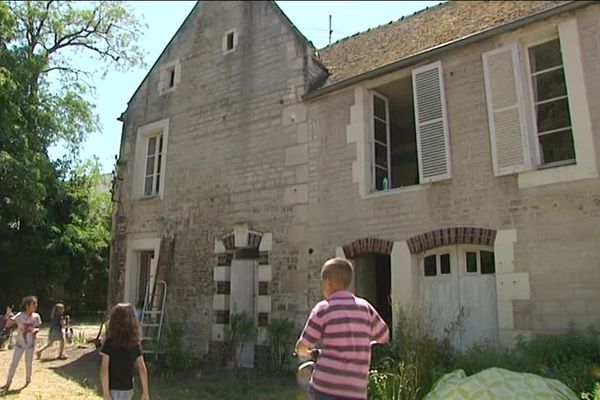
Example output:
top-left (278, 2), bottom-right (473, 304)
top-left (421, 247), bottom-right (455, 279)
top-left (158, 59), bottom-right (181, 95)
top-left (143, 132), bottom-right (164, 197)
top-left (371, 91), bottom-right (392, 191)
top-left (223, 28), bottom-right (238, 54)
top-left (133, 118), bottom-right (169, 200)
top-left (523, 35), bottom-right (575, 169)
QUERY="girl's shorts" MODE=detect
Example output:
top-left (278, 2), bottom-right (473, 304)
top-left (110, 390), bottom-right (134, 400)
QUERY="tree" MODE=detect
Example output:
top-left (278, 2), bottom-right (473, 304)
top-left (0, 1), bottom-right (145, 314)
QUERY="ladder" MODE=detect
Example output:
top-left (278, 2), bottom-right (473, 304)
top-left (140, 279), bottom-right (167, 358)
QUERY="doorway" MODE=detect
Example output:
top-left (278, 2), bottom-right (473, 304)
top-left (354, 254), bottom-right (392, 329)
top-left (418, 245), bottom-right (498, 351)
top-left (230, 258), bottom-right (256, 368)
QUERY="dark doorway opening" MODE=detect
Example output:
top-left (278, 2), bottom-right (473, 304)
top-left (354, 254), bottom-right (392, 329)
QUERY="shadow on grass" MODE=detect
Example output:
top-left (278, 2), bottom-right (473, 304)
top-left (49, 347), bottom-right (102, 395)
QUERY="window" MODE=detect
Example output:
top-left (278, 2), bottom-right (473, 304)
top-left (465, 249), bottom-right (495, 275)
top-left (223, 29), bottom-right (237, 54)
top-left (143, 133), bottom-right (163, 196)
top-left (134, 118), bottom-right (169, 200)
top-left (527, 39), bottom-right (574, 166)
top-left (370, 62), bottom-right (451, 192)
top-left (480, 251), bottom-right (495, 274)
top-left (466, 252), bottom-right (478, 273)
top-left (424, 254), bottom-right (437, 276)
top-left (158, 60), bottom-right (180, 95)
top-left (423, 252), bottom-right (451, 277)
top-left (226, 32), bottom-right (235, 51)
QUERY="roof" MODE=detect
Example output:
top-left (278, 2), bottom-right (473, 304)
top-left (316, 1), bottom-right (571, 89)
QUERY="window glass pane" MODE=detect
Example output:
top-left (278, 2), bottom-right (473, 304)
top-left (157, 154), bottom-right (162, 174)
top-left (532, 68), bottom-right (567, 102)
top-left (375, 143), bottom-right (388, 168)
top-left (144, 176), bottom-right (153, 195)
top-left (227, 32), bottom-right (234, 50)
top-left (147, 137), bottom-right (156, 156)
top-left (424, 255), bottom-right (436, 276)
top-left (536, 98), bottom-right (571, 133)
top-left (529, 39), bottom-right (562, 72)
top-left (539, 130), bottom-right (575, 164)
top-left (481, 251), bottom-right (495, 274)
top-left (169, 69), bottom-right (175, 87)
top-left (375, 167), bottom-right (387, 191)
top-left (155, 174), bottom-right (160, 193)
top-left (158, 134), bottom-right (163, 153)
top-left (145, 155), bottom-right (155, 176)
top-left (374, 119), bottom-right (387, 143)
top-left (466, 252), bottom-right (477, 273)
top-left (440, 253), bottom-right (450, 274)
top-left (373, 96), bottom-right (386, 120)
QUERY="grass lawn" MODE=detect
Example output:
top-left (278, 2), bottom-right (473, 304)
top-left (0, 323), bottom-right (302, 399)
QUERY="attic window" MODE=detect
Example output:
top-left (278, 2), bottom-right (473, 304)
top-left (226, 32), bottom-right (235, 51)
top-left (158, 59), bottom-right (181, 95)
top-left (223, 29), bottom-right (237, 54)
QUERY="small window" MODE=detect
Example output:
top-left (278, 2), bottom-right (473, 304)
top-left (440, 253), bottom-right (451, 274)
top-left (528, 38), bottom-right (575, 166)
top-left (226, 32), bottom-right (235, 51)
top-left (480, 251), bottom-right (495, 274)
top-left (466, 251), bottom-right (478, 273)
top-left (424, 255), bottom-right (437, 276)
top-left (168, 68), bottom-right (175, 88)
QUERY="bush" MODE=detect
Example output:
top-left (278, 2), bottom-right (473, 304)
top-left (226, 312), bottom-right (256, 369)
top-left (369, 306), bottom-right (454, 400)
top-left (155, 323), bottom-right (191, 377)
top-left (266, 318), bottom-right (296, 373)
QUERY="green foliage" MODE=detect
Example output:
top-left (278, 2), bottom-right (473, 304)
top-left (369, 311), bottom-right (600, 399)
top-left (226, 312), bottom-right (256, 369)
top-left (155, 323), bottom-right (192, 377)
top-left (0, 1), bottom-right (146, 314)
top-left (266, 318), bottom-right (296, 373)
top-left (369, 307), bottom-right (453, 400)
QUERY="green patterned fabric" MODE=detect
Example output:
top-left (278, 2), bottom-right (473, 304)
top-left (423, 368), bottom-right (578, 400)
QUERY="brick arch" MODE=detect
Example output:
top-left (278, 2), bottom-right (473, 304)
top-left (343, 238), bottom-right (394, 259)
top-left (406, 227), bottom-right (496, 254)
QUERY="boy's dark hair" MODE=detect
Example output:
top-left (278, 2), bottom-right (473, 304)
top-left (321, 258), bottom-right (353, 288)
top-left (21, 296), bottom-right (38, 311)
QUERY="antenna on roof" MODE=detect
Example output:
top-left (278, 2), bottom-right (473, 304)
top-left (329, 14), bottom-right (332, 45)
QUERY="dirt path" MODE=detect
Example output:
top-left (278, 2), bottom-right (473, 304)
top-left (0, 324), bottom-right (103, 399)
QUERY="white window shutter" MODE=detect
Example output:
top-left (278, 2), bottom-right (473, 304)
top-left (482, 43), bottom-right (530, 176)
top-left (412, 61), bottom-right (452, 183)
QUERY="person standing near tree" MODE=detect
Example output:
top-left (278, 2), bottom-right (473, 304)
top-left (0, 296), bottom-right (42, 393)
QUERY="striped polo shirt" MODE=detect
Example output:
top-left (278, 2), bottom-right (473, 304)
top-left (298, 290), bottom-right (390, 400)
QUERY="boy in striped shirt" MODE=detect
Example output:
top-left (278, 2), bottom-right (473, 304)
top-left (296, 258), bottom-right (390, 400)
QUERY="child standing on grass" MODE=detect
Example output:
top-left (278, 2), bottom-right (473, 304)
top-left (36, 303), bottom-right (67, 360)
top-left (100, 303), bottom-right (150, 400)
top-left (295, 258), bottom-right (390, 400)
top-left (0, 295), bottom-right (42, 393)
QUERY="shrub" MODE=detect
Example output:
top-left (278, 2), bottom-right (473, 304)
top-left (226, 312), bottom-right (256, 369)
top-left (155, 323), bottom-right (191, 377)
top-left (266, 318), bottom-right (296, 373)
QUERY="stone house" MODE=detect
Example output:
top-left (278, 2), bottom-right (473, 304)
top-left (109, 0), bottom-right (600, 364)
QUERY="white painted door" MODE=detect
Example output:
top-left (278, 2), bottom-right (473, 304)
top-left (230, 259), bottom-right (256, 368)
top-left (419, 247), bottom-right (462, 349)
top-left (458, 247), bottom-right (498, 350)
top-left (419, 245), bottom-right (498, 351)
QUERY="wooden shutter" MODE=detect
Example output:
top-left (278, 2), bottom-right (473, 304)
top-left (412, 61), bottom-right (452, 183)
top-left (482, 43), bottom-right (531, 176)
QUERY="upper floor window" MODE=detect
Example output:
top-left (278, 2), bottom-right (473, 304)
top-left (223, 29), bottom-right (238, 54)
top-left (158, 60), bottom-right (181, 95)
top-left (527, 38), bottom-right (574, 167)
top-left (133, 119), bottom-right (169, 200)
top-left (370, 61), bottom-right (451, 192)
top-left (482, 18), bottom-right (596, 185)
top-left (144, 133), bottom-right (163, 196)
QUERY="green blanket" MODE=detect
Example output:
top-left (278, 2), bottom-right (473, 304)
top-left (424, 368), bottom-right (578, 400)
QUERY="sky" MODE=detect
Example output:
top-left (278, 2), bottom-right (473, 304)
top-left (53, 1), bottom-right (442, 173)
